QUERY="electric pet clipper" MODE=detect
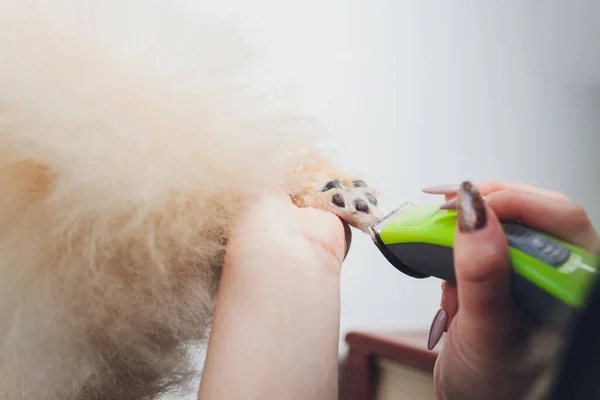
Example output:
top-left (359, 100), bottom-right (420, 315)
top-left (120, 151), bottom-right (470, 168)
top-left (369, 202), bottom-right (600, 332)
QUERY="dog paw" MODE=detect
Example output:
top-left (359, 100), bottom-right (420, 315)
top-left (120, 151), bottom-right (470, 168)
top-left (294, 178), bottom-right (383, 232)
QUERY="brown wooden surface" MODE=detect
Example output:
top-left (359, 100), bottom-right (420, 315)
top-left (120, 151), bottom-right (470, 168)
top-left (340, 349), bottom-right (375, 400)
top-left (346, 330), bottom-right (441, 372)
top-left (340, 330), bottom-right (443, 400)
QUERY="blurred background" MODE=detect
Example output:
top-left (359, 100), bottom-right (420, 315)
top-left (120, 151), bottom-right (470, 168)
top-left (169, 0), bottom-right (600, 397)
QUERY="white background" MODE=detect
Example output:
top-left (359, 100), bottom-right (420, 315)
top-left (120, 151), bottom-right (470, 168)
top-left (166, 1), bottom-right (600, 398)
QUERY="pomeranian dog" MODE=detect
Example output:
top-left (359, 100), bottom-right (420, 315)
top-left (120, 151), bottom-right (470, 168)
top-left (0, 1), bottom-right (381, 399)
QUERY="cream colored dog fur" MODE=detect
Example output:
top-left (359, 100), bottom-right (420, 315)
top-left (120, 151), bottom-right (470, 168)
top-left (0, 1), bottom-right (381, 399)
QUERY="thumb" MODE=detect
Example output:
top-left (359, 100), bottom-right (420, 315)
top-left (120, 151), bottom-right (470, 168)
top-left (453, 181), bottom-right (516, 336)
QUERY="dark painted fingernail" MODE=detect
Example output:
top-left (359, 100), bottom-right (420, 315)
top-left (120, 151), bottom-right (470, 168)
top-left (352, 180), bottom-right (368, 188)
top-left (457, 181), bottom-right (487, 232)
top-left (365, 193), bottom-right (378, 206)
top-left (421, 184), bottom-right (459, 195)
top-left (322, 179), bottom-right (343, 192)
top-left (354, 199), bottom-right (369, 213)
top-left (332, 193), bottom-right (345, 208)
top-left (427, 307), bottom-right (448, 350)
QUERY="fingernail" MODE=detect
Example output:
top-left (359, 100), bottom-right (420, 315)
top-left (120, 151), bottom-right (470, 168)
top-left (427, 307), bottom-right (448, 350)
top-left (439, 198), bottom-right (457, 209)
top-left (421, 184), bottom-right (460, 195)
top-left (440, 195), bottom-right (487, 210)
top-left (343, 221), bottom-right (352, 260)
top-left (457, 181), bottom-right (487, 232)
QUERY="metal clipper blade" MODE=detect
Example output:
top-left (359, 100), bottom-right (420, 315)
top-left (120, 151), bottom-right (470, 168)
top-left (368, 201), bottom-right (430, 279)
top-left (368, 202), bottom-right (417, 241)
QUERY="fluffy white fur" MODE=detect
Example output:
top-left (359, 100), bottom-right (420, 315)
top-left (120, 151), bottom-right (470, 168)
top-left (0, 1), bottom-right (379, 399)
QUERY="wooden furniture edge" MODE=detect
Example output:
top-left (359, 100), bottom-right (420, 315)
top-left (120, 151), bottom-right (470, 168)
top-left (345, 331), bottom-right (439, 372)
top-left (339, 330), bottom-right (441, 400)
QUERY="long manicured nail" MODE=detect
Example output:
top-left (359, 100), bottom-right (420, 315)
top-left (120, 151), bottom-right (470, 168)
top-left (457, 181), bottom-right (487, 232)
top-left (427, 307), bottom-right (448, 350)
top-left (440, 195), bottom-right (487, 210)
top-left (421, 184), bottom-right (460, 195)
top-left (439, 198), bottom-right (457, 209)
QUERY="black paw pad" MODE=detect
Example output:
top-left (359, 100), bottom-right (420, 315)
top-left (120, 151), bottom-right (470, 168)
top-left (322, 179), bottom-right (343, 192)
top-left (332, 193), bottom-right (346, 208)
top-left (365, 193), bottom-right (378, 206)
top-left (354, 199), bottom-right (369, 213)
top-left (352, 180), bottom-right (368, 188)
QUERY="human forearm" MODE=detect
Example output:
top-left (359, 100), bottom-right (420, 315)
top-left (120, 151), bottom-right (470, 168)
top-left (198, 251), bottom-right (342, 400)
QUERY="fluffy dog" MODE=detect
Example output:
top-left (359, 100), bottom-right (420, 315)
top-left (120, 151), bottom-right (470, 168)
top-left (0, 1), bottom-right (381, 399)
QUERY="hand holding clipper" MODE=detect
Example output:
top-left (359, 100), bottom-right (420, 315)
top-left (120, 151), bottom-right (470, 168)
top-left (370, 182), bottom-right (600, 335)
top-left (409, 181), bottom-right (599, 400)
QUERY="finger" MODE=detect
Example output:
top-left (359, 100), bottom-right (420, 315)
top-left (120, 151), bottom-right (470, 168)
top-left (485, 189), bottom-right (600, 254)
top-left (453, 182), bottom-right (514, 327)
top-left (440, 190), bottom-right (600, 260)
top-left (298, 207), bottom-right (351, 266)
top-left (478, 181), bottom-right (569, 201)
top-left (436, 180), bottom-right (569, 210)
top-left (424, 180), bottom-right (570, 201)
top-left (485, 181), bottom-right (569, 200)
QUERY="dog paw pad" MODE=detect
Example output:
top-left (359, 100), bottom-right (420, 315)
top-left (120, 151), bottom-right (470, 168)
top-left (315, 178), bottom-right (382, 232)
top-left (322, 179), bottom-right (343, 192)
top-left (353, 199), bottom-right (369, 213)
top-left (364, 193), bottom-right (378, 206)
top-left (331, 193), bottom-right (346, 208)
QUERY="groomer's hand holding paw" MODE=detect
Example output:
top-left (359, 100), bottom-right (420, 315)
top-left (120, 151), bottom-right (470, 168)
top-left (198, 189), bottom-right (351, 400)
top-left (423, 181), bottom-right (600, 400)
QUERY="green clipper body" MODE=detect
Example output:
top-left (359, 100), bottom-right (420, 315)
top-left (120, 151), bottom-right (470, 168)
top-left (369, 203), bottom-right (600, 332)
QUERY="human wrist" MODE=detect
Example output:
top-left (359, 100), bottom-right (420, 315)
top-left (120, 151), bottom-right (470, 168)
top-left (224, 233), bottom-right (345, 280)
top-left (202, 234), bottom-right (343, 400)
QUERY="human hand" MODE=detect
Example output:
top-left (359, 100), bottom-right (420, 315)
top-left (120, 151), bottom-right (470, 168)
top-left (224, 189), bottom-right (352, 278)
top-left (199, 190), bottom-right (351, 400)
top-left (421, 181), bottom-right (600, 400)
